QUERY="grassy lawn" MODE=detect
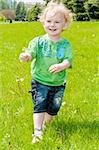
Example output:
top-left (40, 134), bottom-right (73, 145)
top-left (0, 21), bottom-right (99, 150)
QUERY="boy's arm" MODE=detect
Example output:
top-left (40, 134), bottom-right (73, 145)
top-left (19, 52), bottom-right (32, 62)
top-left (49, 59), bottom-right (70, 74)
top-left (19, 37), bottom-right (38, 62)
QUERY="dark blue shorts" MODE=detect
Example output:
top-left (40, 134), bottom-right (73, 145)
top-left (29, 80), bottom-right (66, 116)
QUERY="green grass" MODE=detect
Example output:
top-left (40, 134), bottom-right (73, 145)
top-left (0, 21), bottom-right (99, 150)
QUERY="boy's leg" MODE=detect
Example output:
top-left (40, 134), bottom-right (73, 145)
top-left (47, 86), bottom-right (65, 116)
top-left (33, 112), bottom-right (45, 130)
top-left (33, 112), bottom-right (53, 130)
top-left (43, 112), bottom-right (53, 123)
top-left (43, 112), bottom-right (53, 129)
top-left (32, 112), bottom-right (45, 143)
top-left (30, 80), bottom-right (53, 142)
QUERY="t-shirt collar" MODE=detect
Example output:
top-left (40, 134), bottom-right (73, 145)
top-left (45, 34), bottom-right (63, 43)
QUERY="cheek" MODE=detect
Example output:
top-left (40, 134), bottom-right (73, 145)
top-left (57, 25), bottom-right (64, 30)
top-left (43, 25), bottom-right (49, 32)
top-left (43, 24), bottom-right (47, 29)
top-left (43, 23), bottom-right (49, 28)
top-left (57, 23), bottom-right (64, 28)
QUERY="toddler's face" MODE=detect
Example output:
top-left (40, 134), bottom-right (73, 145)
top-left (43, 11), bottom-right (66, 38)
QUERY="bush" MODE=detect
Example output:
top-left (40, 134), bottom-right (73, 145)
top-left (0, 9), bottom-right (16, 23)
top-left (15, 2), bottom-right (26, 21)
top-left (76, 13), bottom-right (90, 21)
top-left (27, 3), bottom-right (42, 21)
top-left (0, 13), bottom-right (6, 22)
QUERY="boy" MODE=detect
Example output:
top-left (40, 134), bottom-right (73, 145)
top-left (19, 1), bottom-right (73, 143)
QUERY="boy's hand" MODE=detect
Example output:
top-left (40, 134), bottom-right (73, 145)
top-left (49, 64), bottom-right (62, 74)
top-left (19, 52), bottom-right (32, 62)
top-left (49, 60), bottom-right (70, 74)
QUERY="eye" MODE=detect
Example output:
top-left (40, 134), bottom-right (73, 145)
top-left (55, 21), bottom-right (60, 23)
top-left (46, 20), bottom-right (51, 23)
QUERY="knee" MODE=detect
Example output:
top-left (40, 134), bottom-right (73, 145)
top-left (53, 98), bottom-right (62, 112)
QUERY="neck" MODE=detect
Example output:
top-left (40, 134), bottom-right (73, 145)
top-left (47, 34), bottom-right (61, 42)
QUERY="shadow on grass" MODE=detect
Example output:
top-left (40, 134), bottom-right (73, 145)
top-left (51, 119), bottom-right (99, 142)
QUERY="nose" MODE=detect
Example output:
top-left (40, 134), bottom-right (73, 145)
top-left (50, 22), bottom-right (55, 26)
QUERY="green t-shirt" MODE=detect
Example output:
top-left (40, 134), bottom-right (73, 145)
top-left (28, 34), bottom-right (72, 86)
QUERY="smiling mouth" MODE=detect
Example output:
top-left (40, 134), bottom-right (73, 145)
top-left (49, 29), bottom-right (56, 31)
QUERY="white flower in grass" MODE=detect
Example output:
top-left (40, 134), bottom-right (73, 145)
top-left (16, 77), bottom-right (19, 82)
top-left (92, 34), bottom-right (95, 37)
top-left (62, 102), bottom-right (66, 107)
top-left (15, 106), bottom-right (24, 116)
top-left (20, 78), bottom-right (24, 82)
top-left (16, 76), bottom-right (24, 82)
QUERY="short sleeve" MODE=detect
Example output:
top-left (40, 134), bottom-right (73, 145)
top-left (64, 42), bottom-right (73, 68)
top-left (28, 37), bottom-right (39, 59)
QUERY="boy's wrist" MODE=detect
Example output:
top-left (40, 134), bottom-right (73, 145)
top-left (60, 60), bottom-right (70, 70)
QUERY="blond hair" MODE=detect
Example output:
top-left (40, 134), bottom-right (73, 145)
top-left (39, 1), bottom-right (73, 29)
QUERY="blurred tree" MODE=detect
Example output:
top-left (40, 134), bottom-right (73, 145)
top-left (0, 9), bottom-right (16, 22)
top-left (44, 0), bottom-right (98, 21)
top-left (27, 3), bottom-right (42, 21)
top-left (63, 0), bottom-right (99, 20)
top-left (74, 0), bottom-right (90, 21)
top-left (44, 0), bottom-right (63, 4)
top-left (85, 0), bottom-right (99, 20)
top-left (0, 0), bottom-right (17, 10)
top-left (43, 0), bottom-right (51, 4)
top-left (11, 0), bottom-right (17, 10)
top-left (0, 0), bottom-right (9, 10)
top-left (0, 13), bottom-right (6, 21)
top-left (15, 2), bottom-right (26, 21)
